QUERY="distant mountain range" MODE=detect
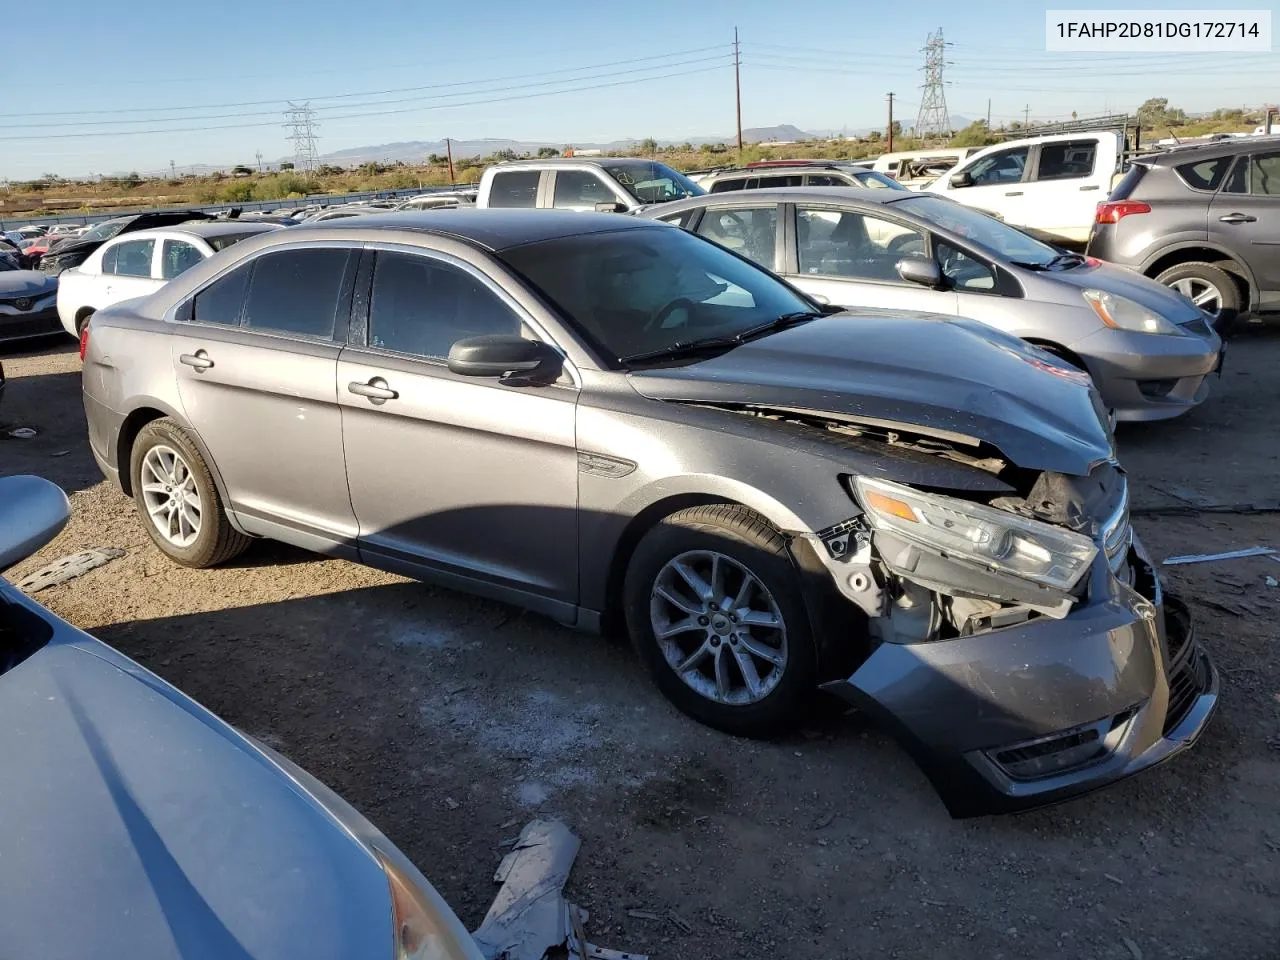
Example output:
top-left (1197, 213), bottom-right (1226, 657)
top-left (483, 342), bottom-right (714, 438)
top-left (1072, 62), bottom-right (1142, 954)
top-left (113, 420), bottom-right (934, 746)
top-left (151, 117), bottom-right (975, 176)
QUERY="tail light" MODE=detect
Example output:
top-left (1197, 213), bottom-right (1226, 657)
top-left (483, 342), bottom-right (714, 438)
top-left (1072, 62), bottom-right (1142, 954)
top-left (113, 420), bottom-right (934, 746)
top-left (78, 322), bottom-right (90, 361)
top-left (1095, 200), bottom-right (1151, 224)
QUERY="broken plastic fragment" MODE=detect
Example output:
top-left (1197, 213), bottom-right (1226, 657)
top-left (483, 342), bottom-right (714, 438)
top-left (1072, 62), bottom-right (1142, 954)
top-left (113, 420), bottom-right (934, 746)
top-left (16, 548), bottom-right (126, 593)
top-left (1163, 546), bottom-right (1277, 566)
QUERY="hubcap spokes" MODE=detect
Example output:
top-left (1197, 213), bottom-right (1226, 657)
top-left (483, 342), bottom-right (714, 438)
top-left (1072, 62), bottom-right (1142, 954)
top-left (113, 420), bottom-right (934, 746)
top-left (1171, 277), bottom-right (1222, 317)
top-left (650, 549), bottom-right (788, 705)
top-left (141, 445), bottom-right (202, 547)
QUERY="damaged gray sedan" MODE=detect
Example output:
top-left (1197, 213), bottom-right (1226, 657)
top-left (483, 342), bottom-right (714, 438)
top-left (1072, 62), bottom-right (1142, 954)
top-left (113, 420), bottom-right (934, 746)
top-left (80, 211), bottom-right (1218, 817)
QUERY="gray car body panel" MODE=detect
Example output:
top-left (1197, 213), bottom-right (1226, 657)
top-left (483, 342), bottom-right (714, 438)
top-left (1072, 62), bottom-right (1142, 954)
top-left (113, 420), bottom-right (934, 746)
top-left (82, 212), bottom-right (1218, 815)
top-left (0, 573), bottom-right (481, 960)
top-left (642, 188), bottom-right (1222, 421)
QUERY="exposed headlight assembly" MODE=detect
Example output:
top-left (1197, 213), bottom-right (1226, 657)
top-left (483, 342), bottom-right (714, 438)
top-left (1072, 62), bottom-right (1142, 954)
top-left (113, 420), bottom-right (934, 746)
top-left (853, 476), bottom-right (1098, 592)
top-left (1082, 289), bottom-right (1183, 336)
top-left (377, 848), bottom-right (482, 960)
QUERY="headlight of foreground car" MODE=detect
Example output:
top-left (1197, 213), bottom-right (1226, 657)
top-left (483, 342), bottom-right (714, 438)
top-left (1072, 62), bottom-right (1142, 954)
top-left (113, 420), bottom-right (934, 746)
top-left (377, 849), bottom-right (479, 960)
top-left (853, 476), bottom-right (1098, 591)
top-left (1082, 289), bottom-right (1182, 335)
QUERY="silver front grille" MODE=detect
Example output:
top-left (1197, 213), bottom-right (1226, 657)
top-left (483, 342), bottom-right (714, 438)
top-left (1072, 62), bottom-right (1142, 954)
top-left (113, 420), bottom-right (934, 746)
top-left (1100, 481), bottom-right (1131, 574)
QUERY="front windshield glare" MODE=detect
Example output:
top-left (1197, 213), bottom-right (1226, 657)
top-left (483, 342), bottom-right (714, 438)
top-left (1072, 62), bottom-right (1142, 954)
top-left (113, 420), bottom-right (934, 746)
top-left (500, 226), bottom-right (815, 364)
top-left (898, 195), bottom-right (1057, 265)
top-left (81, 219), bottom-right (128, 243)
top-left (602, 162), bottom-right (704, 205)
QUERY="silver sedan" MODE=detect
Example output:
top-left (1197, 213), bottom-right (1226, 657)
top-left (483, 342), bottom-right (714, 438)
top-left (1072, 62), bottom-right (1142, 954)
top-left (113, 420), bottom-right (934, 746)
top-left (644, 187), bottom-right (1224, 421)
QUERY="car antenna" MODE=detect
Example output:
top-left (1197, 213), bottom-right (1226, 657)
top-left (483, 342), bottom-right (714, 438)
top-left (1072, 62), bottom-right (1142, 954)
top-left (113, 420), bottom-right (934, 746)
top-left (1166, 128), bottom-right (1180, 145)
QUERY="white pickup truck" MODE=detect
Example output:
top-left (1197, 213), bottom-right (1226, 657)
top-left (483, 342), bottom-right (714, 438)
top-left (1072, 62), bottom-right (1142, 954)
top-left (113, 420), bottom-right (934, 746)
top-left (924, 131), bottom-right (1122, 246)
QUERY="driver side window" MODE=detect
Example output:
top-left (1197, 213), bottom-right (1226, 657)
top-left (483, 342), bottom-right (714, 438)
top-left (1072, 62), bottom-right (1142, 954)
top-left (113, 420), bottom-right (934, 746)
top-left (936, 241), bottom-right (996, 292)
top-left (796, 208), bottom-right (925, 281)
top-left (966, 146), bottom-right (1029, 186)
top-left (694, 206), bottom-right (778, 269)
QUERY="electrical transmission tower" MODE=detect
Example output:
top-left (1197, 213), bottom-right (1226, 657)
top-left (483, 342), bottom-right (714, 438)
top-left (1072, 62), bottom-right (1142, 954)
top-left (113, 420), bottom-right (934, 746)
top-left (283, 102), bottom-right (321, 172)
top-left (915, 29), bottom-right (952, 140)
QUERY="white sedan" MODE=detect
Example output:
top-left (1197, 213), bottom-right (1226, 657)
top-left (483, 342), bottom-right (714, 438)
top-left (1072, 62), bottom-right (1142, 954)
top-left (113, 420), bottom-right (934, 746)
top-left (56, 221), bottom-right (281, 337)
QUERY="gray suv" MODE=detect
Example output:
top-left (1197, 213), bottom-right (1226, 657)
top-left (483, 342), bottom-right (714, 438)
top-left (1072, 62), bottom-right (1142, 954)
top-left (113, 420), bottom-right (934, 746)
top-left (80, 211), bottom-right (1216, 817)
top-left (1087, 138), bottom-right (1280, 333)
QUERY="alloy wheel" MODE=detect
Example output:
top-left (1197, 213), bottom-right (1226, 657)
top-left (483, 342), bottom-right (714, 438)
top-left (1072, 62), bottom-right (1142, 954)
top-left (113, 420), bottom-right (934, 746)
top-left (649, 549), bottom-right (788, 706)
top-left (140, 445), bottom-right (202, 547)
top-left (1170, 277), bottom-right (1223, 318)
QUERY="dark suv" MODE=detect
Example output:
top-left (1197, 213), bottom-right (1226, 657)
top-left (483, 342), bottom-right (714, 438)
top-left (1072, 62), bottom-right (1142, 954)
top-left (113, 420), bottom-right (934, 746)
top-left (1087, 138), bottom-right (1280, 334)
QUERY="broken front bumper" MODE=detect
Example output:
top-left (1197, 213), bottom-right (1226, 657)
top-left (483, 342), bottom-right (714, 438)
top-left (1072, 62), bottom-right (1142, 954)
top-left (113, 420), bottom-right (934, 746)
top-left (821, 540), bottom-right (1219, 818)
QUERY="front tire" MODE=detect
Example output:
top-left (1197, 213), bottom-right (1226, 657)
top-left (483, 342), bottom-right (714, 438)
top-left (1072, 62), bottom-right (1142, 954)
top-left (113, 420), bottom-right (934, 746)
top-left (623, 504), bottom-right (816, 737)
top-left (1155, 261), bottom-right (1241, 337)
top-left (130, 418), bottom-right (250, 568)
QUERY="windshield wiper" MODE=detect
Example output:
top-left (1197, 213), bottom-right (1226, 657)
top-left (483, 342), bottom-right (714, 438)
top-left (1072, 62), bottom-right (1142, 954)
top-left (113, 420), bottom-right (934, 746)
top-left (619, 311), bottom-right (820, 367)
top-left (1047, 251), bottom-right (1086, 269)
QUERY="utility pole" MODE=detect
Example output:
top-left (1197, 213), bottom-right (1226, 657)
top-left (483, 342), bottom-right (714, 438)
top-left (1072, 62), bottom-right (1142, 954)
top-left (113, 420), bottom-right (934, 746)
top-left (734, 27), bottom-right (743, 153)
top-left (1024, 103), bottom-right (1031, 127)
top-left (445, 138), bottom-right (455, 184)
top-left (169, 160), bottom-right (176, 179)
top-left (986, 99), bottom-right (991, 130)
top-left (255, 150), bottom-right (263, 173)
top-left (887, 92), bottom-right (895, 152)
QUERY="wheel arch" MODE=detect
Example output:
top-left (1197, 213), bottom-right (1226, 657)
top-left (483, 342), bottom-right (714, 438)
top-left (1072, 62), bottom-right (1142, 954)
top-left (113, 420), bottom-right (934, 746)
top-left (1141, 244), bottom-right (1255, 309)
top-left (1023, 338), bottom-right (1089, 371)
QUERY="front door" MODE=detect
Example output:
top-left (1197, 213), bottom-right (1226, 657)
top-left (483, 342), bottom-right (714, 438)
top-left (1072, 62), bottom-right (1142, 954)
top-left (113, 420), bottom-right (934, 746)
top-left (170, 246), bottom-right (360, 553)
top-left (98, 237), bottom-right (164, 310)
top-left (786, 204), bottom-right (959, 314)
top-left (1210, 149), bottom-right (1280, 310)
top-left (337, 248), bottom-right (579, 611)
top-left (937, 144), bottom-right (1032, 229)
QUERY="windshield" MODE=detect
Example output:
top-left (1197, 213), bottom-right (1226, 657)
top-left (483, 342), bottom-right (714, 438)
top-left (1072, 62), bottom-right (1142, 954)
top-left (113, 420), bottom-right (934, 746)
top-left (601, 162), bottom-right (704, 205)
top-left (895, 195), bottom-right (1059, 266)
top-left (854, 170), bottom-right (906, 190)
top-left (499, 225), bottom-right (816, 365)
top-left (78, 219), bottom-right (129, 244)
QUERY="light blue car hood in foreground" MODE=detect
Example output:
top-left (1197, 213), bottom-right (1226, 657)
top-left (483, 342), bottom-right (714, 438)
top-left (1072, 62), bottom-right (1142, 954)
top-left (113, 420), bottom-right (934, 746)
top-left (0, 618), bottom-right (392, 960)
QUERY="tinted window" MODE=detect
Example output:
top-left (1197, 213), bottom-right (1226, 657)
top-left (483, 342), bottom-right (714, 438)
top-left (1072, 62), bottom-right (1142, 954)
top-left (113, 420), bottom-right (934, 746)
top-left (242, 248), bottom-right (352, 339)
top-left (966, 146), bottom-right (1029, 186)
top-left (797, 208), bottom-right (925, 279)
top-left (498, 226), bottom-right (815, 364)
top-left (1248, 151), bottom-right (1280, 195)
top-left (552, 170), bottom-right (617, 210)
top-left (1035, 140), bottom-right (1097, 181)
top-left (488, 171), bottom-right (540, 208)
top-left (192, 264), bottom-right (251, 326)
top-left (805, 174), bottom-right (846, 186)
top-left (161, 239), bottom-right (204, 279)
top-left (1175, 157), bottom-right (1229, 191)
top-left (757, 174), bottom-right (802, 188)
top-left (937, 241), bottom-right (996, 292)
top-left (694, 206), bottom-right (778, 268)
top-left (709, 178), bottom-right (748, 193)
top-left (99, 244), bottom-right (118, 275)
top-left (368, 252), bottom-right (521, 359)
top-left (1223, 157), bottom-right (1249, 194)
top-left (110, 239), bottom-right (154, 278)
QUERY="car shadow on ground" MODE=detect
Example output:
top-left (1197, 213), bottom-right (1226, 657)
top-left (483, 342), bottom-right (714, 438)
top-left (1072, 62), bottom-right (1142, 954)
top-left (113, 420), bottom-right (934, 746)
top-left (0, 365), bottom-right (102, 496)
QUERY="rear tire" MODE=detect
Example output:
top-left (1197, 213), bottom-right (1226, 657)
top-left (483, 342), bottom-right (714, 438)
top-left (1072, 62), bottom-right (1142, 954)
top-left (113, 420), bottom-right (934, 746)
top-left (623, 504), bottom-right (815, 738)
top-left (129, 418), bottom-right (250, 568)
top-left (1155, 261), bottom-right (1241, 337)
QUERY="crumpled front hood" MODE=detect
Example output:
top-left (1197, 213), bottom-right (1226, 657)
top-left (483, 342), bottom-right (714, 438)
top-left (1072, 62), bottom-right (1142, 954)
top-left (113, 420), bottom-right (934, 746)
top-left (0, 270), bottom-right (57, 297)
top-left (0, 636), bottom-right (392, 960)
top-left (1044, 260), bottom-right (1204, 323)
top-left (629, 313), bottom-right (1114, 476)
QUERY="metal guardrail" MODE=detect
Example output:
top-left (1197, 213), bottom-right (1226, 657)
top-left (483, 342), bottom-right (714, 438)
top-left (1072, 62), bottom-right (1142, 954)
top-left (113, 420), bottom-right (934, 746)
top-left (0, 182), bottom-right (480, 230)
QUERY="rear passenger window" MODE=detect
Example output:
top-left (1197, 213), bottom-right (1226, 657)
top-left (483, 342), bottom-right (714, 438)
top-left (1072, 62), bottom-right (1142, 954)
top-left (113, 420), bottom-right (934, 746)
top-left (1223, 158), bottom-right (1249, 194)
top-left (695, 206), bottom-right (778, 268)
top-left (161, 240), bottom-right (204, 279)
top-left (1035, 140), bottom-right (1097, 181)
top-left (368, 252), bottom-right (521, 360)
top-left (709, 178), bottom-right (748, 193)
top-left (242, 248), bottom-right (353, 340)
top-left (110, 239), bottom-right (155, 278)
top-left (805, 175), bottom-right (846, 186)
top-left (1248, 151), bottom-right (1280, 195)
top-left (758, 174), bottom-right (802, 188)
top-left (488, 171), bottom-right (540, 208)
top-left (191, 264), bottom-right (251, 326)
top-left (552, 170), bottom-right (617, 210)
top-left (1175, 157), bottom-right (1229, 191)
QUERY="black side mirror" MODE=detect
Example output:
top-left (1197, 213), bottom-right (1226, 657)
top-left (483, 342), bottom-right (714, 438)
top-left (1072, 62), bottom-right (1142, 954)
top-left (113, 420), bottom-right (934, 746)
top-left (447, 335), bottom-right (563, 383)
top-left (949, 170), bottom-right (972, 188)
top-left (896, 255), bottom-right (944, 288)
top-left (594, 201), bottom-right (629, 213)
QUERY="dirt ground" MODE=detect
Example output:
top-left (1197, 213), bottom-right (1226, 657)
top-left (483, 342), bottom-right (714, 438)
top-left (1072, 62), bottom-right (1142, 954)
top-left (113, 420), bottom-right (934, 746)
top-left (2, 330), bottom-right (1278, 960)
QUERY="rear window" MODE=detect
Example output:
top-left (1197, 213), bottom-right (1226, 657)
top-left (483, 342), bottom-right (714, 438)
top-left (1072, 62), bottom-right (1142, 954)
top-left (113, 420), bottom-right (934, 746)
top-left (488, 171), bottom-right (540, 208)
top-left (709, 178), bottom-right (748, 193)
top-left (1174, 157), bottom-right (1229, 191)
top-left (1107, 163), bottom-right (1147, 201)
top-left (208, 232), bottom-right (267, 252)
top-left (242, 248), bottom-right (353, 340)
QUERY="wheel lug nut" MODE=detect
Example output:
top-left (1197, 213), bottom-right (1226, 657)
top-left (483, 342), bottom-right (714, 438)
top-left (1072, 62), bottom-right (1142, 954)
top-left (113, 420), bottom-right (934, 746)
top-left (697, 615), bottom-right (709, 626)
top-left (730, 635), bottom-right (739, 644)
top-left (709, 603), bottom-right (719, 612)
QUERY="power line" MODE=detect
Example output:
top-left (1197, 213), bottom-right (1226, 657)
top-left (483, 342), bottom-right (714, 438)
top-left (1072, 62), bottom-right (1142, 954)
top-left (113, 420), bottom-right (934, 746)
top-left (915, 29), bottom-right (952, 138)
top-left (283, 102), bottom-right (320, 173)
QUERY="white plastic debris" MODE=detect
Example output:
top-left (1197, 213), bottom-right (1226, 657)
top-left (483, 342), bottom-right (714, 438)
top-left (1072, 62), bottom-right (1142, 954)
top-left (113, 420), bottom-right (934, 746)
top-left (1163, 546), bottom-right (1277, 566)
top-left (7, 426), bottom-right (37, 439)
top-left (16, 548), bottom-right (126, 593)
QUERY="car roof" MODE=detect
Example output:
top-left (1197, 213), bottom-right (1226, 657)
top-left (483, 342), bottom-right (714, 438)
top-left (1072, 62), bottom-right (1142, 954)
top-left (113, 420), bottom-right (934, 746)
top-left (289, 209), bottom-right (664, 250)
top-left (1142, 135), bottom-right (1280, 165)
top-left (495, 156), bottom-right (655, 169)
top-left (115, 221), bottom-right (282, 241)
top-left (656, 186), bottom-right (913, 211)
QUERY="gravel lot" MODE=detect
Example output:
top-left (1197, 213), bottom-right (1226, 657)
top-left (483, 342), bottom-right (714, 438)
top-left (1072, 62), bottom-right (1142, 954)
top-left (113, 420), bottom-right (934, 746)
top-left (2, 331), bottom-right (1279, 959)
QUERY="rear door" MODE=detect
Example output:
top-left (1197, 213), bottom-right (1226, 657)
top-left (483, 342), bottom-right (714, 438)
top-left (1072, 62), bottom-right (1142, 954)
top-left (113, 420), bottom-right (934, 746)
top-left (169, 244), bottom-right (360, 554)
top-left (784, 202), bottom-right (958, 314)
top-left (485, 169), bottom-right (543, 209)
top-left (337, 246), bottom-right (579, 609)
top-left (1026, 136), bottom-right (1109, 243)
top-left (691, 202), bottom-right (783, 271)
top-left (98, 237), bottom-right (164, 308)
top-left (1210, 149), bottom-right (1280, 309)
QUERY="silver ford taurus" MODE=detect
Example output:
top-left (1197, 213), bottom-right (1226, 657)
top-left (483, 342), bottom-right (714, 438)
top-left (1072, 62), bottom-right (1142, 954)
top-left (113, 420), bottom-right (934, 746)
top-left (80, 211), bottom-right (1217, 817)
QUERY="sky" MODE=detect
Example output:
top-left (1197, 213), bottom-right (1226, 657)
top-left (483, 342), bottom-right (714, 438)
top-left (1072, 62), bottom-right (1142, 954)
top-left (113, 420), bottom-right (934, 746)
top-left (5, 0), bottom-right (1276, 179)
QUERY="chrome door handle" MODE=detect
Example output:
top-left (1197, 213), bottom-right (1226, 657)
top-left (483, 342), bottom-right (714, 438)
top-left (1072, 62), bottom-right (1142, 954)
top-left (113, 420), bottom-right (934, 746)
top-left (1079, 184), bottom-right (1101, 191)
top-left (347, 377), bottom-right (398, 402)
top-left (179, 351), bottom-right (213, 371)
top-left (1004, 190), bottom-right (1023, 196)
top-left (1218, 213), bottom-right (1257, 224)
